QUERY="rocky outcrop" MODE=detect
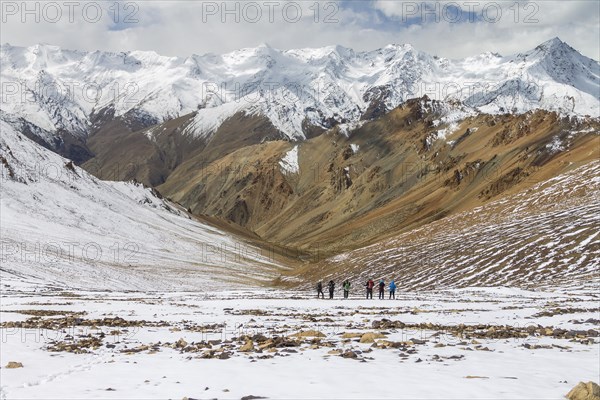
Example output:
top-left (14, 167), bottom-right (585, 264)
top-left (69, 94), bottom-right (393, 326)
top-left (566, 382), bottom-right (600, 400)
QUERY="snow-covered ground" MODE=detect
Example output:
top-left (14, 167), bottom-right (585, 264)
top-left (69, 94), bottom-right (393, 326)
top-left (1, 285), bottom-right (598, 399)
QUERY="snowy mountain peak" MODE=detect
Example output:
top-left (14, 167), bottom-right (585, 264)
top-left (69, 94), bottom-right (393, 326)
top-left (540, 36), bottom-right (567, 49)
top-left (256, 42), bottom-right (273, 49)
top-left (383, 43), bottom-right (414, 52)
top-left (520, 36), bottom-right (578, 60)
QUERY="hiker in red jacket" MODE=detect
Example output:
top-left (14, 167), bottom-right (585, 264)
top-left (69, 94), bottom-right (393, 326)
top-left (366, 279), bottom-right (374, 299)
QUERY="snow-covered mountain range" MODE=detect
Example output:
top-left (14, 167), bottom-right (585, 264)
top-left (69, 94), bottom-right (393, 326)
top-left (1, 37), bottom-right (598, 145)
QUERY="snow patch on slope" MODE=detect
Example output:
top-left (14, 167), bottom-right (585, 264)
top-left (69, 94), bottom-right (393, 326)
top-left (279, 145), bottom-right (299, 175)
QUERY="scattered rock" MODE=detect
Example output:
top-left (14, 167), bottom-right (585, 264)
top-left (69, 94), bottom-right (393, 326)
top-left (121, 345), bottom-right (149, 354)
top-left (372, 319), bottom-right (405, 330)
top-left (47, 336), bottom-right (103, 354)
top-left (292, 330), bottom-right (325, 338)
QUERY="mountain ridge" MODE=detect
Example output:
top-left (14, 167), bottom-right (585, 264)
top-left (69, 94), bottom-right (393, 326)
top-left (1, 37), bottom-right (598, 153)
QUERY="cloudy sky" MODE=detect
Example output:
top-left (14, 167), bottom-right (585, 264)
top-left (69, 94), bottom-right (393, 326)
top-left (1, 0), bottom-right (599, 59)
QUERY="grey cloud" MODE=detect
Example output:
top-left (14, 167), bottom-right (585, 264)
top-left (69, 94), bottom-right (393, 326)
top-left (0, 0), bottom-right (597, 60)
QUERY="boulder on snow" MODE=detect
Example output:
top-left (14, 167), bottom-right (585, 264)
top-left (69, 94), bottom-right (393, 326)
top-left (566, 382), bottom-right (600, 400)
top-left (5, 361), bottom-right (23, 369)
top-left (240, 340), bottom-right (254, 352)
top-left (341, 350), bottom-right (358, 359)
top-left (359, 332), bottom-right (386, 343)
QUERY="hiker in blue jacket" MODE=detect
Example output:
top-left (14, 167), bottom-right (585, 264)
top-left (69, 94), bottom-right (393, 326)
top-left (389, 280), bottom-right (397, 299)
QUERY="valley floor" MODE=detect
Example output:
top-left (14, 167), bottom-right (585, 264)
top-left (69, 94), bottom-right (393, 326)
top-left (1, 285), bottom-right (599, 399)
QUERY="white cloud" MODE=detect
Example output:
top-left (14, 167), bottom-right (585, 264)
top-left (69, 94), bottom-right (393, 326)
top-left (0, 0), bottom-right (598, 60)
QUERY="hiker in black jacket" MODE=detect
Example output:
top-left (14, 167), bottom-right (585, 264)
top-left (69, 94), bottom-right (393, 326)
top-left (316, 281), bottom-right (324, 299)
top-left (328, 280), bottom-right (335, 299)
top-left (378, 279), bottom-right (385, 299)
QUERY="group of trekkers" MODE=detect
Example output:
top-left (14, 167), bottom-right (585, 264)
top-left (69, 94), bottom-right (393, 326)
top-left (316, 279), bottom-right (397, 300)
